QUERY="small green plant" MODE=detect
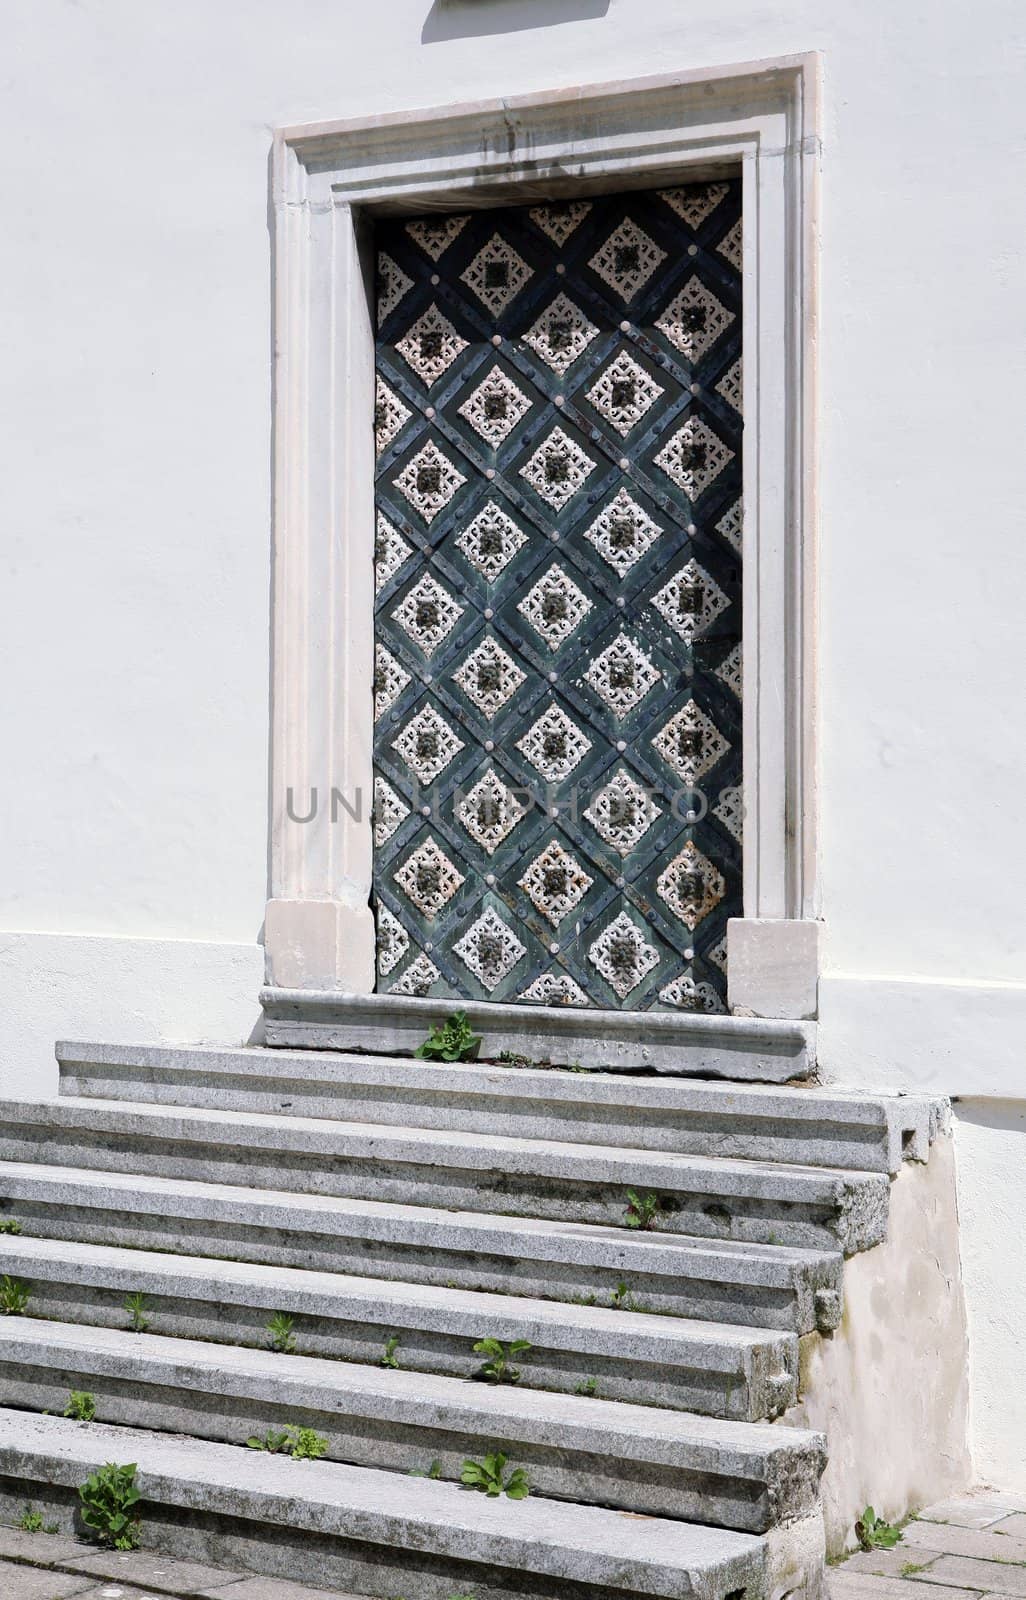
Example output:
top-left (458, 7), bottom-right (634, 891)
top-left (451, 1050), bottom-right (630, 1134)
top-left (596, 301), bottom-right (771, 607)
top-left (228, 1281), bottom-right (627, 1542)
top-left (246, 1428), bottom-right (291, 1454)
top-left (574, 1378), bottom-right (599, 1397)
top-left (460, 1452), bottom-right (530, 1500)
top-left (124, 1291), bottom-right (150, 1333)
top-left (472, 1336), bottom-right (531, 1384)
top-left (64, 1390), bottom-right (97, 1422)
top-left (623, 1189), bottom-right (662, 1230)
top-left (855, 1507), bottom-right (903, 1551)
top-left (267, 1311), bottom-right (297, 1354)
top-left (18, 1506), bottom-right (43, 1532)
top-left (609, 1280), bottom-right (640, 1312)
top-left (286, 1425), bottom-right (329, 1460)
top-left (0, 1218), bottom-right (22, 1234)
top-left (246, 1425), bottom-right (328, 1460)
top-left (381, 1332), bottom-right (401, 1369)
top-left (496, 1050), bottom-right (541, 1070)
top-left (409, 1459), bottom-right (443, 1479)
top-left (77, 1462), bottom-right (142, 1550)
top-left (0, 1275), bottom-right (30, 1315)
top-left (901, 1563), bottom-right (929, 1577)
top-left (415, 1011), bottom-right (482, 1063)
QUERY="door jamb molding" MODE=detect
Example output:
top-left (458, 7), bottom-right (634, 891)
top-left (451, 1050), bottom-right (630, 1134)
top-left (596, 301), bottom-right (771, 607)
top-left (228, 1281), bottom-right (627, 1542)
top-left (264, 53), bottom-right (821, 1018)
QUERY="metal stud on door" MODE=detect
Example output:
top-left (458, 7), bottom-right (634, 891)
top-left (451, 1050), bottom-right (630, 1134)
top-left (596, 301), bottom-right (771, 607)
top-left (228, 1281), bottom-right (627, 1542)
top-left (373, 182), bottom-right (742, 1012)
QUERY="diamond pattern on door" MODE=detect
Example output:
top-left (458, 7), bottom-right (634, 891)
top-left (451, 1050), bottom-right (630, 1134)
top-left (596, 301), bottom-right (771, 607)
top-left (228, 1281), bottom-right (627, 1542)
top-left (373, 180), bottom-right (742, 1011)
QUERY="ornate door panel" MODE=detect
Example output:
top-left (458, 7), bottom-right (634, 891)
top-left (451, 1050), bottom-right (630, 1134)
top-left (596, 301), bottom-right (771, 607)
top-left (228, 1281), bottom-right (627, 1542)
top-left (372, 181), bottom-right (742, 1012)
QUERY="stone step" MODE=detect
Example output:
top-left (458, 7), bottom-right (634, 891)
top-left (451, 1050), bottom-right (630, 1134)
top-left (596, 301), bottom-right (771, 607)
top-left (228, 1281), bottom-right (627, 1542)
top-left (0, 1161), bottom-right (844, 1333)
top-left (0, 1318), bottom-right (827, 1532)
top-left (57, 1039), bottom-right (941, 1175)
top-left (0, 1097), bottom-right (891, 1255)
top-left (0, 1235), bottom-right (799, 1420)
top-left (0, 1411), bottom-right (824, 1600)
top-left (260, 987), bottom-right (818, 1083)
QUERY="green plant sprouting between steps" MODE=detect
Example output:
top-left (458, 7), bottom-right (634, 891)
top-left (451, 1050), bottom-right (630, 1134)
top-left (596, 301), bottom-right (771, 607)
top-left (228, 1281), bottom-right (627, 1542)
top-left (472, 1336), bottom-right (531, 1384)
top-left (18, 1507), bottom-right (42, 1533)
top-left (623, 1189), bottom-right (663, 1230)
top-left (381, 1332), bottom-right (401, 1369)
top-left (415, 1011), bottom-right (482, 1063)
top-left (855, 1507), bottom-right (904, 1551)
top-left (246, 1425), bottom-right (328, 1460)
top-left (574, 1377), bottom-right (599, 1397)
top-left (0, 1218), bottom-right (22, 1234)
top-left (267, 1310), bottom-right (297, 1354)
top-left (124, 1291), bottom-right (151, 1333)
top-left (460, 1452), bottom-right (530, 1500)
top-left (609, 1280), bottom-right (642, 1312)
top-left (64, 1390), bottom-right (97, 1422)
top-left (77, 1462), bottom-right (142, 1550)
top-left (496, 1050), bottom-right (544, 1070)
top-left (0, 1275), bottom-right (30, 1315)
top-left (409, 1459), bottom-right (443, 1479)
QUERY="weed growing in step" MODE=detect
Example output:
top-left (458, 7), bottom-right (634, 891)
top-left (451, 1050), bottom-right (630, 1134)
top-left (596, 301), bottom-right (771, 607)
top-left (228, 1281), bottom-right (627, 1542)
top-left (472, 1337), bottom-right (531, 1384)
top-left (124, 1292), bottom-right (151, 1333)
top-left (623, 1189), bottom-right (662, 1230)
top-left (18, 1507), bottom-right (43, 1532)
top-left (496, 1050), bottom-right (544, 1070)
top-left (78, 1462), bottom-right (142, 1550)
top-left (409, 1459), bottom-right (443, 1478)
top-left (246, 1428), bottom-right (290, 1453)
top-left (901, 1563), bottom-right (930, 1577)
top-left (381, 1332), bottom-right (401, 1369)
top-left (415, 1011), bottom-right (482, 1063)
top-left (267, 1311), bottom-right (297, 1354)
top-left (856, 1507), bottom-right (903, 1551)
top-left (0, 1275), bottom-right (30, 1315)
top-left (574, 1378), bottom-right (599, 1397)
top-left (609, 1280), bottom-right (641, 1312)
top-left (460, 1452), bottom-right (530, 1500)
top-left (247, 1425), bottom-right (328, 1460)
top-left (64, 1390), bottom-right (97, 1422)
top-left (0, 1218), bottom-right (22, 1234)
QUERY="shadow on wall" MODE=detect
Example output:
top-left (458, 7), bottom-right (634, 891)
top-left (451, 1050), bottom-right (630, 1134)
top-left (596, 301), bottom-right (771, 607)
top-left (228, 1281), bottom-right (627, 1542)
top-left (423, 0), bottom-right (611, 43)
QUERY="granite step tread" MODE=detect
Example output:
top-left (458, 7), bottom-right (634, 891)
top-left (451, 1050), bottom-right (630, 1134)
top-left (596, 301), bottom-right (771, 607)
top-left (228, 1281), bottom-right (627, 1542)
top-left (0, 1160), bottom-right (845, 1333)
top-left (57, 1039), bottom-right (944, 1175)
top-left (260, 987), bottom-right (817, 1085)
top-left (0, 1097), bottom-right (891, 1256)
top-left (0, 1317), bottom-right (828, 1532)
top-left (0, 1410), bottom-right (799, 1600)
top-left (0, 1234), bottom-right (799, 1421)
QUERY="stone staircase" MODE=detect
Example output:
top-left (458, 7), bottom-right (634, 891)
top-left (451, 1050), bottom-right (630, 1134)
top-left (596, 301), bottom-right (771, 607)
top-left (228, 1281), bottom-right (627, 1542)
top-left (0, 1031), bottom-right (961, 1600)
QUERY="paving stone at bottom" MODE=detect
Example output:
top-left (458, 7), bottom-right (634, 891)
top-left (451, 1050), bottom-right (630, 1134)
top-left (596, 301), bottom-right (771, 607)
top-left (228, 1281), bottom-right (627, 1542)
top-left (910, 1557), bottom-right (1026, 1598)
top-left (991, 1516), bottom-right (1026, 1540)
top-left (65, 1552), bottom-right (245, 1592)
top-left (919, 1498), bottom-right (1026, 1532)
top-left (0, 1557), bottom-right (95, 1598)
top-left (197, 1578), bottom-right (367, 1599)
top-left (0, 1528), bottom-right (93, 1565)
top-left (829, 1571), bottom-right (980, 1600)
top-left (904, 1525), bottom-right (1026, 1564)
top-left (838, 1549), bottom-right (945, 1579)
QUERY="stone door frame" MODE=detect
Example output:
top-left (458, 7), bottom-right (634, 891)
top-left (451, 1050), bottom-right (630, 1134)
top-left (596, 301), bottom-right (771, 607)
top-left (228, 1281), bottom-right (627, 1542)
top-left (264, 53), bottom-right (822, 1020)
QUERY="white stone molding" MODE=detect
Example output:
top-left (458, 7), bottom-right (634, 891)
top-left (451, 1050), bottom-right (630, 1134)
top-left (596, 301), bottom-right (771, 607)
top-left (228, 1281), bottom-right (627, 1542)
top-left (265, 54), bottom-right (821, 1012)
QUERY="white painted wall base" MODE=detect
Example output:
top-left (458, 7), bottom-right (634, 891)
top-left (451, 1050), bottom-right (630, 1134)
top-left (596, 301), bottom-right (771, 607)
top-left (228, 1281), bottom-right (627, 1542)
top-left (782, 1133), bottom-right (971, 1552)
top-left (953, 1103), bottom-right (1026, 1495)
top-left (818, 972), bottom-right (1026, 1101)
top-left (0, 931), bottom-right (263, 1102)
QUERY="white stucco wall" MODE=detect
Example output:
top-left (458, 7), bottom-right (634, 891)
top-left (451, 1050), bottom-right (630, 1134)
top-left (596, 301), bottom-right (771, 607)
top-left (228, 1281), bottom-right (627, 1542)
top-left (1, 0), bottom-right (1023, 1486)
